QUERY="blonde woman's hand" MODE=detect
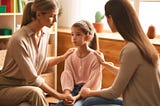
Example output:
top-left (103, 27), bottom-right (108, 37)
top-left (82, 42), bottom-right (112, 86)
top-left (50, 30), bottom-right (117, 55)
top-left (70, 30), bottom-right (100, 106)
top-left (64, 95), bottom-right (77, 106)
top-left (63, 48), bottom-right (76, 59)
top-left (64, 93), bottom-right (80, 105)
top-left (62, 93), bottom-right (74, 106)
top-left (94, 50), bottom-right (105, 64)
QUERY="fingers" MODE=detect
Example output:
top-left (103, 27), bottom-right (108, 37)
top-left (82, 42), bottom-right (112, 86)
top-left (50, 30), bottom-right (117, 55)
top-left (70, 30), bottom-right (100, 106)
top-left (64, 99), bottom-right (74, 106)
top-left (64, 48), bottom-right (76, 59)
top-left (93, 51), bottom-right (99, 56)
top-left (94, 50), bottom-right (103, 56)
top-left (63, 95), bottom-right (75, 106)
top-left (96, 50), bottom-right (102, 55)
top-left (68, 48), bottom-right (76, 52)
top-left (67, 48), bottom-right (76, 55)
top-left (108, 62), bottom-right (114, 65)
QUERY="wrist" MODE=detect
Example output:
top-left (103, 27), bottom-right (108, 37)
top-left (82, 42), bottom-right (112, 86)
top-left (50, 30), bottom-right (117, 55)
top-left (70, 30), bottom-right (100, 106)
top-left (64, 89), bottom-right (71, 94)
top-left (58, 55), bottom-right (65, 62)
top-left (57, 93), bottom-right (64, 100)
top-left (75, 93), bottom-right (80, 100)
top-left (62, 55), bottom-right (66, 60)
top-left (101, 61), bottom-right (106, 65)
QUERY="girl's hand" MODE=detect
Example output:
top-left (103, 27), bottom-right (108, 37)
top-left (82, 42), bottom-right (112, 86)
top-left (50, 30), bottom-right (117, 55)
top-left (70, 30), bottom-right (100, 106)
top-left (94, 50), bottom-right (105, 64)
top-left (64, 95), bottom-right (77, 106)
top-left (63, 93), bottom-right (80, 105)
top-left (58, 93), bottom-right (73, 100)
top-left (63, 94), bottom-right (74, 106)
top-left (80, 88), bottom-right (91, 98)
top-left (63, 48), bottom-right (76, 59)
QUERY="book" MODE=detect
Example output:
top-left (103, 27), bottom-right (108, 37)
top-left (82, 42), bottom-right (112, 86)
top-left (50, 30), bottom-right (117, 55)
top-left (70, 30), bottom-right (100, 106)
top-left (1, 0), bottom-right (11, 12)
top-left (16, 0), bottom-right (26, 13)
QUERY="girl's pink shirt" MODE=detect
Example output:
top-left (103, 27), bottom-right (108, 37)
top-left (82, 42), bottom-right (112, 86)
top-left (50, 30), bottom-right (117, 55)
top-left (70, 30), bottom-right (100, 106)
top-left (61, 49), bottom-right (102, 91)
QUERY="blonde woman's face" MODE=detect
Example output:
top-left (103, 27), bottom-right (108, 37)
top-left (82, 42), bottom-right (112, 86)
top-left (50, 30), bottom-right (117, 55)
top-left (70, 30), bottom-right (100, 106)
top-left (38, 9), bottom-right (58, 28)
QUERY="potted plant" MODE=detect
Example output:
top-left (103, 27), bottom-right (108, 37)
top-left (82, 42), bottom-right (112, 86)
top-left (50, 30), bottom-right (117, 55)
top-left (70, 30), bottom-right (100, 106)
top-left (147, 25), bottom-right (156, 39)
top-left (93, 11), bottom-right (104, 33)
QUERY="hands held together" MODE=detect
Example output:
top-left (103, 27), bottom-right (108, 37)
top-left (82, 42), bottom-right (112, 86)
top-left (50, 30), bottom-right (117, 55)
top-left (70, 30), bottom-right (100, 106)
top-left (59, 88), bottom-right (93, 106)
top-left (59, 93), bottom-right (79, 106)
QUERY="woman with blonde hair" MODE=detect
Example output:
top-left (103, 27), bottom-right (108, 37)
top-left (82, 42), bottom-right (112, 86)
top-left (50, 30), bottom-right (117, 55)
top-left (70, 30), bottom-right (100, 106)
top-left (0, 0), bottom-right (74, 106)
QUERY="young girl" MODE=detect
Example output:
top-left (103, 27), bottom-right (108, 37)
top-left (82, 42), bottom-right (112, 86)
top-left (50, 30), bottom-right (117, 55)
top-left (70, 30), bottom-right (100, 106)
top-left (0, 0), bottom-right (74, 106)
top-left (56, 20), bottom-right (102, 106)
top-left (80, 0), bottom-right (160, 106)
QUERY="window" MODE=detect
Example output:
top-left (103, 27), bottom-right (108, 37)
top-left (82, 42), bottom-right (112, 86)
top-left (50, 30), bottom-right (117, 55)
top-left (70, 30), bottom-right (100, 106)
top-left (58, 0), bottom-right (160, 35)
top-left (58, 0), bottom-right (108, 28)
top-left (104, 0), bottom-right (160, 35)
top-left (138, 1), bottom-right (160, 35)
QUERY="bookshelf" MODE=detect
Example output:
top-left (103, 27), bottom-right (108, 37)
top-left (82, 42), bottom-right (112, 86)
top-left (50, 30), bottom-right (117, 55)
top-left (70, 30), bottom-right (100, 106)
top-left (0, 0), bottom-right (24, 33)
top-left (0, 0), bottom-right (58, 90)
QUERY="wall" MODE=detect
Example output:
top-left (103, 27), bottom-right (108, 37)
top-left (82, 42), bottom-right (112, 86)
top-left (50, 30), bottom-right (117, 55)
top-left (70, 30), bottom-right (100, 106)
top-left (58, 0), bottom-right (107, 27)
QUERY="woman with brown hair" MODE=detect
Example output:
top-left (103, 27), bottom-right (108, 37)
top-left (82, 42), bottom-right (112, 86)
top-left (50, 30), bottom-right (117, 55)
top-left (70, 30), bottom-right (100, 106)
top-left (0, 0), bottom-right (74, 106)
top-left (80, 0), bottom-right (160, 106)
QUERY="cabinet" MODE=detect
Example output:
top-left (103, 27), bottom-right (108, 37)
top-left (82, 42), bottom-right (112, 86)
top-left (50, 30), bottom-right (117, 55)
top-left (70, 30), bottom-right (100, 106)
top-left (0, 0), bottom-right (58, 90)
top-left (42, 24), bottom-right (58, 90)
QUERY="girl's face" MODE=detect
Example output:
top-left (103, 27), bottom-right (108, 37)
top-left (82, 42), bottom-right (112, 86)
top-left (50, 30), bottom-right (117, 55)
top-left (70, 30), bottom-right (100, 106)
top-left (71, 27), bottom-right (88, 47)
top-left (37, 9), bottom-right (58, 28)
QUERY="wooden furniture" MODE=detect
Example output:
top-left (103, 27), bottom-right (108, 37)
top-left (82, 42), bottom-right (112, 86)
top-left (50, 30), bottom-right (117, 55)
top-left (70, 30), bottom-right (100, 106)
top-left (57, 28), bottom-right (73, 92)
top-left (57, 27), bottom-right (160, 92)
top-left (45, 96), bottom-right (58, 106)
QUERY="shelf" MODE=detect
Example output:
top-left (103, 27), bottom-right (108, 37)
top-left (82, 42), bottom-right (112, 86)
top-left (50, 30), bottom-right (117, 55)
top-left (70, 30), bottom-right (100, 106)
top-left (14, 13), bottom-right (23, 15)
top-left (0, 13), bottom-right (15, 16)
top-left (0, 35), bottom-right (11, 39)
top-left (0, 13), bottom-right (22, 16)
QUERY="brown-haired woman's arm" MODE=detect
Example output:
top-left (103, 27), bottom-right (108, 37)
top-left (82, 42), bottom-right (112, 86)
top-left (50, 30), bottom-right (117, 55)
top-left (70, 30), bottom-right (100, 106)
top-left (94, 50), bottom-right (119, 75)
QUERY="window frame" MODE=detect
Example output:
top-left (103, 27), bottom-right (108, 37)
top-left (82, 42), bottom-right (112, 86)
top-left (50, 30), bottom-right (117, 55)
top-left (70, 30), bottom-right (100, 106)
top-left (133, 0), bottom-right (160, 14)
